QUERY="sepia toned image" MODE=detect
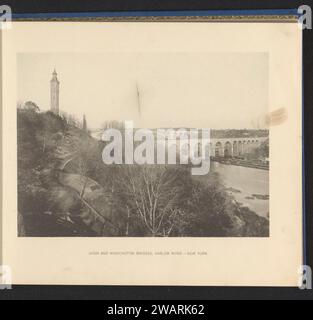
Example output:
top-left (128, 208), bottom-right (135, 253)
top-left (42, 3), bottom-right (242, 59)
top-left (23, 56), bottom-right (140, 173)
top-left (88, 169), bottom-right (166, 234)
top-left (17, 52), bottom-right (269, 238)
top-left (0, 0), bottom-right (308, 297)
top-left (1, 21), bottom-right (302, 286)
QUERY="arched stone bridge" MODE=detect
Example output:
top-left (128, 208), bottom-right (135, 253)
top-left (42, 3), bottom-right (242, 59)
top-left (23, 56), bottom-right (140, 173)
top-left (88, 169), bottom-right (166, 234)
top-left (154, 129), bottom-right (268, 159)
top-left (209, 137), bottom-right (268, 158)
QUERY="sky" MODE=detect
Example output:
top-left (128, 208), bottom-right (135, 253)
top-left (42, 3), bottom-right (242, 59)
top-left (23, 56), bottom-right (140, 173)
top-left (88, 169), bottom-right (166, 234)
top-left (17, 52), bottom-right (268, 130)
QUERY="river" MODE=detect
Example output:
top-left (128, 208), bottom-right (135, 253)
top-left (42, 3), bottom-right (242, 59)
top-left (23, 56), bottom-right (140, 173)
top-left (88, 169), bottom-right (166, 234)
top-left (211, 162), bottom-right (269, 218)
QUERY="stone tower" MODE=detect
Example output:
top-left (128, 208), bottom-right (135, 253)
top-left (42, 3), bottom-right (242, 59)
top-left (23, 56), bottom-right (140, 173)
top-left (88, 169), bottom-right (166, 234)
top-left (50, 69), bottom-right (59, 115)
top-left (83, 114), bottom-right (87, 131)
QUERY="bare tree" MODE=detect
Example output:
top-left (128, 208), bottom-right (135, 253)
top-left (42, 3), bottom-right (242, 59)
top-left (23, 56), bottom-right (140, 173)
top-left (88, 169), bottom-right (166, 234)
top-left (115, 165), bottom-right (189, 237)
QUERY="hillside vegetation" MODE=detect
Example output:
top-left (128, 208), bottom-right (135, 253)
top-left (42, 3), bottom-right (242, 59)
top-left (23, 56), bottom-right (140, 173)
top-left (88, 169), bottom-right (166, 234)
top-left (17, 108), bottom-right (269, 237)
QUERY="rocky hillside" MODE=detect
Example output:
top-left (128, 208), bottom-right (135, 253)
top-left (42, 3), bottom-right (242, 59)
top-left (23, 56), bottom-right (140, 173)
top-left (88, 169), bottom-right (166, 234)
top-left (17, 108), bottom-right (119, 236)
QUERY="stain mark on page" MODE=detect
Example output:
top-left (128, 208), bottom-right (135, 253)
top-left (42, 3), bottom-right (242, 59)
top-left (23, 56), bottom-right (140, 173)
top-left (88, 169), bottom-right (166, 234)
top-left (264, 108), bottom-right (288, 127)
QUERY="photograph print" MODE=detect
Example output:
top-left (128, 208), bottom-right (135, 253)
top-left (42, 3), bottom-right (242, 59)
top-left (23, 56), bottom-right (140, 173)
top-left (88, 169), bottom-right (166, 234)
top-left (17, 52), bottom-right (269, 237)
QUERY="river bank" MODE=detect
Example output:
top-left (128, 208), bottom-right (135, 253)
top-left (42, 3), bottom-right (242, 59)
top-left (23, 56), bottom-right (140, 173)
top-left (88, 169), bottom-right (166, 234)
top-left (211, 157), bottom-right (269, 171)
top-left (211, 162), bottom-right (269, 218)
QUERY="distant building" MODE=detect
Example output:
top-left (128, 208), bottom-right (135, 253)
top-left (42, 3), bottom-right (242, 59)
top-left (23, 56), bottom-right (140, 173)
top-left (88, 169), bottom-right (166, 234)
top-left (50, 69), bottom-right (60, 115)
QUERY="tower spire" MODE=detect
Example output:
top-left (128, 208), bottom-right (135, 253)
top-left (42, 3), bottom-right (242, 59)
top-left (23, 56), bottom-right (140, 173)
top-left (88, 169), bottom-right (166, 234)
top-left (50, 69), bottom-right (60, 115)
top-left (83, 114), bottom-right (87, 131)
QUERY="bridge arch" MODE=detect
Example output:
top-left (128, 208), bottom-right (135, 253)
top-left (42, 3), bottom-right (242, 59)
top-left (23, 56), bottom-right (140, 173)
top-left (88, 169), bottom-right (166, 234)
top-left (247, 141), bottom-right (251, 153)
top-left (233, 141), bottom-right (238, 157)
top-left (242, 141), bottom-right (246, 154)
top-left (238, 141), bottom-right (243, 156)
top-left (224, 141), bottom-right (232, 158)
